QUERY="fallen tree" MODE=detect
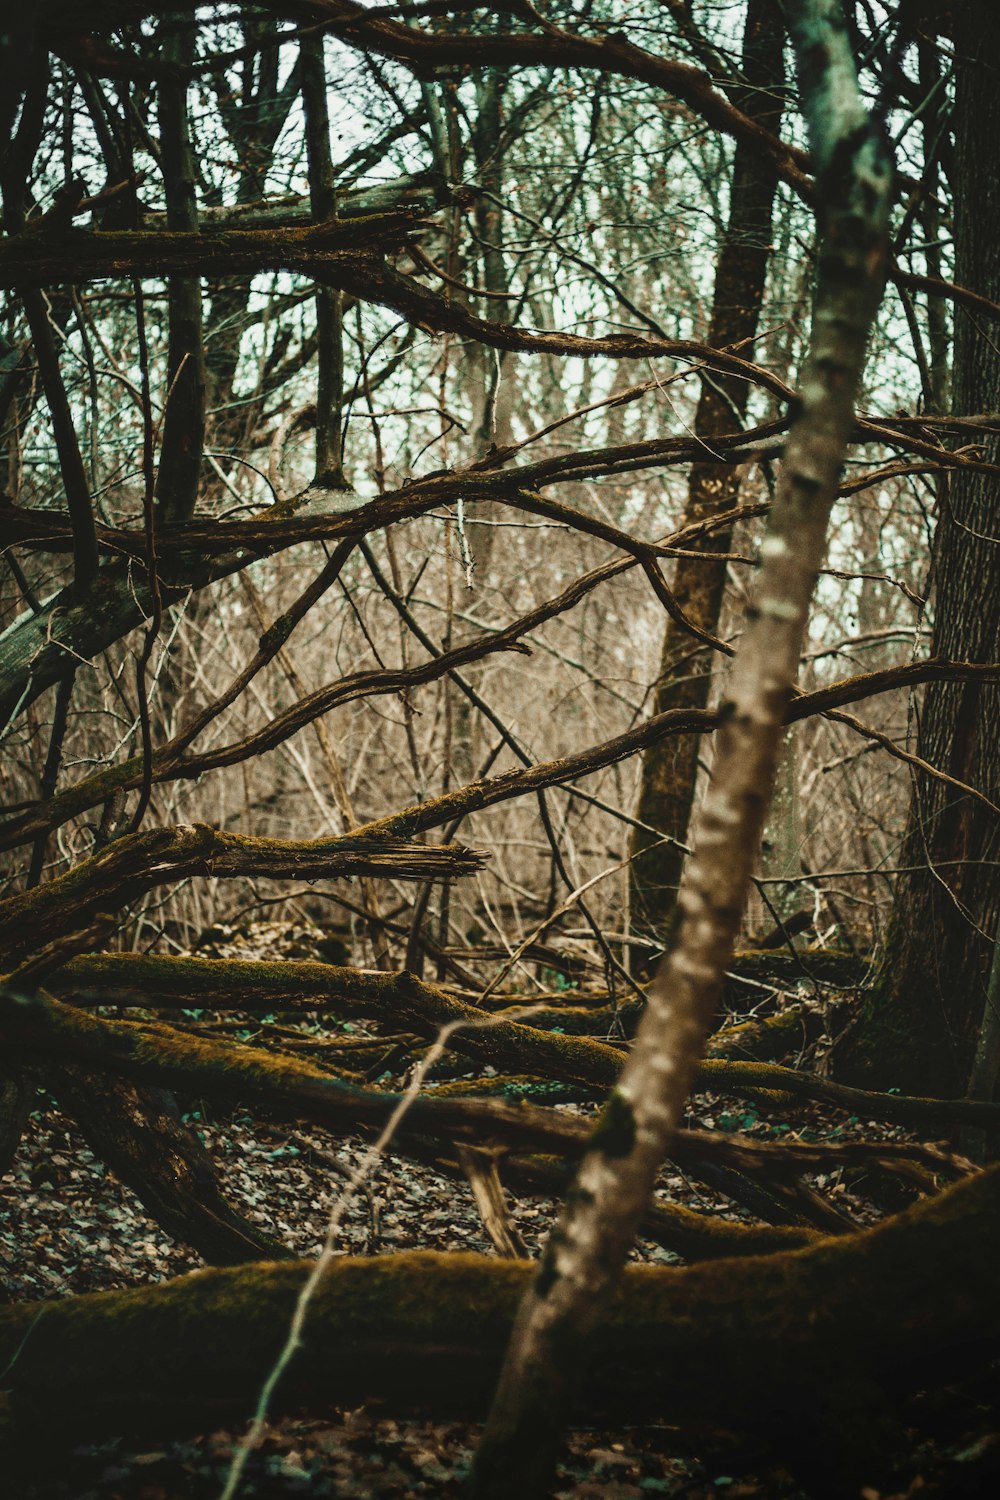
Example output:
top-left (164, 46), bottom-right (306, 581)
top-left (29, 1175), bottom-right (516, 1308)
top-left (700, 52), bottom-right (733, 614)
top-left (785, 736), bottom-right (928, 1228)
top-left (2, 1165), bottom-right (997, 1491)
top-left (0, 986), bottom-right (972, 1252)
top-left (0, 829), bottom-right (484, 967)
top-left (44, 954), bottom-right (1000, 1130)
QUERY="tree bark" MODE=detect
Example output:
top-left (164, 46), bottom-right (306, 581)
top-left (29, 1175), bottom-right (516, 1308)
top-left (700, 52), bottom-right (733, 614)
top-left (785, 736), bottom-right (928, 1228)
top-left (471, 5), bottom-right (893, 1492)
top-left (0, 827), bottom-right (484, 968)
top-left (152, 18), bottom-right (206, 527)
top-left (629, 0), bottom-right (784, 940)
top-left (48, 1066), bottom-right (291, 1264)
top-left (843, 2), bottom-right (1000, 1096)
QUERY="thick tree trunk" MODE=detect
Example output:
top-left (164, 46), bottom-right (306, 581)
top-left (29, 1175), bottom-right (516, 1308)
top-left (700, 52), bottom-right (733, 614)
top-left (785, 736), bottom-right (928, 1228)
top-left (843, 3), bottom-right (1000, 1097)
top-left (629, 0), bottom-right (784, 940)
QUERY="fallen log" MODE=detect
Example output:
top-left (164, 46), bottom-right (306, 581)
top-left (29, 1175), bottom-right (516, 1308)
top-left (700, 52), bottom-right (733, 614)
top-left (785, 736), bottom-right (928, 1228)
top-left (8, 990), bottom-right (976, 1188)
top-left (6, 989), bottom-right (968, 1254)
top-left (50, 953), bottom-right (1000, 1131)
top-left (47, 1065), bottom-right (290, 1265)
top-left (401, 1138), bottom-right (820, 1261)
top-left (1, 1167), bottom-right (997, 1465)
top-left (0, 988), bottom-right (592, 1156)
top-left (0, 832), bottom-right (485, 969)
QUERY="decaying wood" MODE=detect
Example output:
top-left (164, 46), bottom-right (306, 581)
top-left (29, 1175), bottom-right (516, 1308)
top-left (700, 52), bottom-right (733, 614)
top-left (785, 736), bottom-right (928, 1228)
top-left (47, 1065), bottom-right (290, 1265)
top-left (46, 953), bottom-right (1000, 1133)
top-left (457, 1145), bottom-right (529, 1259)
top-left (0, 989), bottom-right (972, 1244)
top-left (0, 829), bottom-right (485, 967)
top-left (1, 1167), bottom-right (997, 1471)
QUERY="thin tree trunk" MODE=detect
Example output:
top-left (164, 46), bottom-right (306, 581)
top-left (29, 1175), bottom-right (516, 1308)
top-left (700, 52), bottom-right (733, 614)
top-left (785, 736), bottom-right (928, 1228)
top-left (301, 32), bottom-right (346, 491)
top-left (154, 19), bottom-right (205, 527)
top-left (0, 1069), bottom-right (30, 1180)
top-left (471, 5), bottom-right (893, 1492)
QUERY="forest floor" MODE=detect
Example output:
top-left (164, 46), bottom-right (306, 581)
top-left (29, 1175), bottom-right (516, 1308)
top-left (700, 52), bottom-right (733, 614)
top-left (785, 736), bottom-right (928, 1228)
top-left (2, 922), bottom-right (999, 1499)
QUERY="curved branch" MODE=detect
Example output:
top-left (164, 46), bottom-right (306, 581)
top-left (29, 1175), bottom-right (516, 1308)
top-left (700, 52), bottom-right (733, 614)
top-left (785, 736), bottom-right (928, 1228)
top-left (45, 953), bottom-right (1000, 1133)
top-left (1, 656), bottom-right (996, 860)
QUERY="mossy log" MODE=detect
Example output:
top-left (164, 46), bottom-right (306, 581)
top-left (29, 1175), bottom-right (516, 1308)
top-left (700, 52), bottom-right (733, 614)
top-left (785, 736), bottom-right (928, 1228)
top-left (1, 991), bottom-right (971, 1241)
top-left (54, 949), bottom-right (830, 1061)
top-left (1, 1168), bottom-right (997, 1452)
top-left (54, 953), bottom-right (631, 1092)
top-left (50, 954), bottom-right (1000, 1131)
top-left (478, 946), bottom-right (865, 1011)
top-left (724, 946), bottom-right (864, 989)
top-left (1, 986), bottom-right (598, 1153)
top-left (422, 1083), bottom-right (968, 1187)
top-left (705, 1000), bottom-right (840, 1060)
top-left (494, 1151), bottom-right (820, 1257)
top-left (400, 1132), bottom-right (820, 1260)
top-left (0, 217), bottom-right (420, 289)
top-left (0, 988), bottom-right (826, 1188)
top-left (0, 830), bottom-right (485, 968)
top-left (485, 990), bottom-right (845, 1057)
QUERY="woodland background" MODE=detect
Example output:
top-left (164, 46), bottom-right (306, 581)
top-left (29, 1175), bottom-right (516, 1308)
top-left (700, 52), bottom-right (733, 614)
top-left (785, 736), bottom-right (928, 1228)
top-left (1, 2), bottom-right (999, 1497)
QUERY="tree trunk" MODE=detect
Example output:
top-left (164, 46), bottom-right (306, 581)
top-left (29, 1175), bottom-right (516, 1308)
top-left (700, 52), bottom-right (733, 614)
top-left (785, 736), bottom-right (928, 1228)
top-left (629, 0), bottom-right (784, 941)
top-left (470, 4), bottom-right (893, 1491)
top-left (842, 3), bottom-right (1000, 1097)
top-left (154, 19), bottom-right (206, 528)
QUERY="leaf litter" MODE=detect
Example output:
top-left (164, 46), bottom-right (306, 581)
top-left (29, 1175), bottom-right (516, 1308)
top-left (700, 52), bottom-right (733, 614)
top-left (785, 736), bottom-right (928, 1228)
top-left (2, 921), bottom-right (996, 1497)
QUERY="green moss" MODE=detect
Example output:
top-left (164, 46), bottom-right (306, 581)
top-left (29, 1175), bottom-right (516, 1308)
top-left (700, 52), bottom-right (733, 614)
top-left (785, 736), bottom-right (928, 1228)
top-left (428, 1076), bottom-right (597, 1104)
top-left (3, 1170), bottom-right (999, 1449)
top-left (590, 1089), bottom-right (636, 1159)
top-left (534, 1246), bottom-right (559, 1299)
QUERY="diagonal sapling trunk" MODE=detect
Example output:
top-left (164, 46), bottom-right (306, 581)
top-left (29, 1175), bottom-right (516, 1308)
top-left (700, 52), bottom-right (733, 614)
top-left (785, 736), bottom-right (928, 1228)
top-left (470, 3), bottom-right (894, 1494)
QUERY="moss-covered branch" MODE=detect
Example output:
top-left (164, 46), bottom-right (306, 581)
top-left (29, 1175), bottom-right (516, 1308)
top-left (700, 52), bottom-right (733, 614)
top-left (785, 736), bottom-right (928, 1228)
top-left (0, 828), bottom-right (484, 967)
top-left (0, 215), bottom-right (420, 288)
top-left (3, 988), bottom-right (972, 1205)
top-left (0, 987), bottom-right (597, 1155)
top-left (51, 952), bottom-right (1000, 1131)
top-left (1, 1167), bottom-right (997, 1451)
top-left (438, 1144), bottom-right (821, 1260)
